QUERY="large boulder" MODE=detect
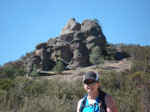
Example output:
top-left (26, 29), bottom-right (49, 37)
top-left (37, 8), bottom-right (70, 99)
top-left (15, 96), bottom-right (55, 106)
top-left (50, 41), bottom-right (73, 63)
top-left (70, 40), bottom-right (89, 67)
top-left (81, 19), bottom-right (102, 36)
top-left (60, 18), bottom-right (81, 35)
top-left (36, 42), bottom-right (47, 49)
top-left (60, 33), bottom-right (74, 43)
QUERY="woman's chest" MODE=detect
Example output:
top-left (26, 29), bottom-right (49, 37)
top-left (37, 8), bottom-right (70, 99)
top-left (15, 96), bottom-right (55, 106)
top-left (82, 99), bottom-right (100, 112)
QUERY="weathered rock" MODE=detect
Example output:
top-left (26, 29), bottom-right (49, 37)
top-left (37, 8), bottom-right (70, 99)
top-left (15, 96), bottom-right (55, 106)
top-left (60, 33), bottom-right (74, 43)
top-left (51, 45), bottom-right (72, 63)
top-left (47, 38), bottom-right (57, 46)
top-left (70, 41), bottom-right (89, 67)
top-left (86, 36), bottom-right (97, 43)
top-left (24, 18), bottom-right (107, 73)
top-left (81, 19), bottom-right (102, 36)
top-left (36, 42), bottom-right (47, 49)
top-left (60, 18), bottom-right (81, 35)
top-left (25, 54), bottom-right (36, 77)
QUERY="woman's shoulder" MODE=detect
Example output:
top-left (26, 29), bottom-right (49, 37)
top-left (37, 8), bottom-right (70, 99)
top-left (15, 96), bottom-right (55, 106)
top-left (105, 94), bottom-right (114, 103)
top-left (77, 98), bottom-right (84, 112)
top-left (77, 97), bottom-right (85, 106)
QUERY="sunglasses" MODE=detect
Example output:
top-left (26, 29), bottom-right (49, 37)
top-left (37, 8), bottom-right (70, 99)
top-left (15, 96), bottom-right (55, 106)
top-left (84, 79), bottom-right (97, 85)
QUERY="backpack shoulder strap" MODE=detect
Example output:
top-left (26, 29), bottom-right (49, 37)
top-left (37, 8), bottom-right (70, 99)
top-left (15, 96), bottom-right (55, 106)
top-left (79, 95), bottom-right (88, 112)
top-left (98, 89), bottom-right (107, 112)
top-left (79, 91), bottom-right (107, 112)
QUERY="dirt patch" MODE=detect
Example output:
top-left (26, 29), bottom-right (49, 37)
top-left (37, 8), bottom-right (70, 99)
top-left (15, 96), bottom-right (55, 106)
top-left (35, 59), bottom-right (131, 81)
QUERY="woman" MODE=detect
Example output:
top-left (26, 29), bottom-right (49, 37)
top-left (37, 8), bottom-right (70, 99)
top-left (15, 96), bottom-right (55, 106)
top-left (77, 71), bottom-right (118, 112)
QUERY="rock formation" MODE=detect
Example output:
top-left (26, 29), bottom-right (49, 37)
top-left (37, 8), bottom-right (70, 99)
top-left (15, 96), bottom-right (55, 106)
top-left (24, 18), bottom-right (107, 74)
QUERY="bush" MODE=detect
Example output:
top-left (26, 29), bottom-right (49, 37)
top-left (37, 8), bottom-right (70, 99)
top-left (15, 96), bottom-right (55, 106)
top-left (0, 70), bottom-right (149, 112)
top-left (90, 46), bottom-right (104, 65)
top-left (0, 79), bottom-right (14, 91)
top-left (0, 77), bottom-right (85, 112)
top-left (99, 70), bottom-right (150, 112)
top-left (30, 64), bottom-right (39, 77)
top-left (53, 60), bottom-right (65, 73)
top-left (0, 62), bottom-right (25, 78)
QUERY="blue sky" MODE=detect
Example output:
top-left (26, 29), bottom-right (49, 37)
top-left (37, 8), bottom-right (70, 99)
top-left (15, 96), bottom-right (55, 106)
top-left (0, 0), bottom-right (150, 65)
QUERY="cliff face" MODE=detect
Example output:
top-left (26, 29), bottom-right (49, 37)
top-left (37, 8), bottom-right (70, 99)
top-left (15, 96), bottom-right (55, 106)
top-left (24, 18), bottom-right (107, 74)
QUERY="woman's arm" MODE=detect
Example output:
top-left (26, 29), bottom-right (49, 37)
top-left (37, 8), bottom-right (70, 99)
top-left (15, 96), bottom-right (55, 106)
top-left (77, 99), bottom-right (83, 112)
top-left (105, 95), bottom-right (118, 112)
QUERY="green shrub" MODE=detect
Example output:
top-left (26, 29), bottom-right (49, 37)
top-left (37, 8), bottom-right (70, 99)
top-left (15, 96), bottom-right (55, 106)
top-left (0, 70), bottom-right (149, 112)
top-left (99, 70), bottom-right (150, 112)
top-left (0, 79), bottom-right (14, 91)
top-left (30, 64), bottom-right (39, 77)
top-left (90, 46), bottom-right (104, 65)
top-left (53, 60), bottom-right (65, 73)
top-left (0, 78), bottom-right (85, 112)
top-left (24, 80), bottom-right (48, 96)
top-left (0, 63), bottom-right (25, 78)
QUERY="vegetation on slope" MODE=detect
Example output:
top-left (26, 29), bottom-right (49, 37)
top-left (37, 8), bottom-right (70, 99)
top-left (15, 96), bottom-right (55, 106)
top-left (0, 44), bottom-right (150, 112)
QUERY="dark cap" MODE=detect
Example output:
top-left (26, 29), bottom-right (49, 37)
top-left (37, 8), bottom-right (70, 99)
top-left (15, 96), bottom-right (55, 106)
top-left (83, 71), bottom-right (99, 83)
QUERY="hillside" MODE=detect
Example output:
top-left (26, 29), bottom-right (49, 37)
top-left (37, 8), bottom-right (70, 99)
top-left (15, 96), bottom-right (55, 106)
top-left (0, 18), bottom-right (150, 112)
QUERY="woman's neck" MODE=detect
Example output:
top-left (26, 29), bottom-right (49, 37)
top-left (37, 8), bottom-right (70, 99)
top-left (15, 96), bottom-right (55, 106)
top-left (87, 91), bottom-right (99, 99)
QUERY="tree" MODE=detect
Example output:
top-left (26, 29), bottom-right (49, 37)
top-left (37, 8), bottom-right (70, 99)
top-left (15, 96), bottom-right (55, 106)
top-left (89, 46), bottom-right (104, 65)
top-left (0, 64), bottom-right (25, 79)
top-left (53, 60), bottom-right (65, 73)
top-left (30, 64), bottom-right (38, 77)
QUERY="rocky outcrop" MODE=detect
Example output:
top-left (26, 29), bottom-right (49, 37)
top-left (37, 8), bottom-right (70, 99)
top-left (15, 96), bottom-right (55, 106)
top-left (24, 18), bottom-right (107, 74)
top-left (60, 18), bottom-right (81, 35)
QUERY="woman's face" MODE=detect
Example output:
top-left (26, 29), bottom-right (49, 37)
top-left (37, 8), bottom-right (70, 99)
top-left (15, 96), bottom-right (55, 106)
top-left (83, 80), bottom-right (99, 94)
